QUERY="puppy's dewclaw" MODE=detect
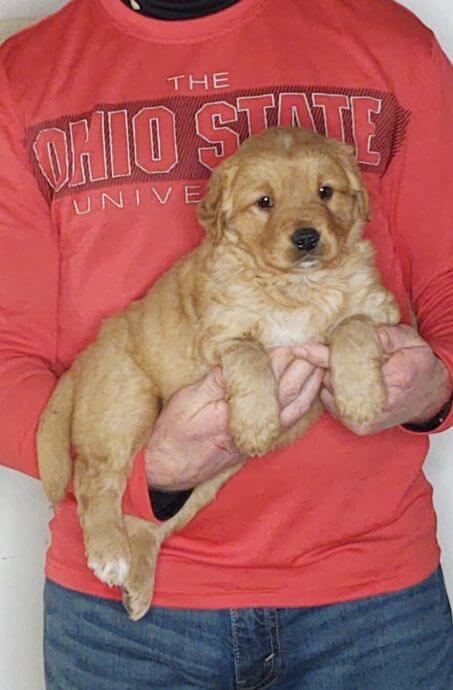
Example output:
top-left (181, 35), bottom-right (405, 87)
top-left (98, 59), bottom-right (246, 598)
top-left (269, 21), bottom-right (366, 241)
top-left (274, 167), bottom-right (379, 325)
top-left (37, 126), bottom-right (400, 618)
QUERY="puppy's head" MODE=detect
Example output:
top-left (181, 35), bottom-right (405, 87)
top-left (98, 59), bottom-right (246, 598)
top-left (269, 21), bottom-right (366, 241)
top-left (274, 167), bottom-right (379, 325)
top-left (197, 127), bottom-right (369, 272)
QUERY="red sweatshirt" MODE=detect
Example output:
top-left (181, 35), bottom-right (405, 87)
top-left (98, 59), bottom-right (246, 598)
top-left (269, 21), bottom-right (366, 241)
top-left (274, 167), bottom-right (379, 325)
top-left (0, 0), bottom-right (452, 608)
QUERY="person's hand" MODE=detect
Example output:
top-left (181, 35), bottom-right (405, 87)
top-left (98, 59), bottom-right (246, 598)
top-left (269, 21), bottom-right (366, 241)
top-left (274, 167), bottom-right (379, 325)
top-left (299, 325), bottom-right (452, 436)
top-left (145, 347), bottom-right (324, 491)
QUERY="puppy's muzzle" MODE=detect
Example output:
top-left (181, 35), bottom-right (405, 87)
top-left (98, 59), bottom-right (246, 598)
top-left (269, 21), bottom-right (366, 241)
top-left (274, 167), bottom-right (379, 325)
top-left (291, 227), bottom-right (320, 252)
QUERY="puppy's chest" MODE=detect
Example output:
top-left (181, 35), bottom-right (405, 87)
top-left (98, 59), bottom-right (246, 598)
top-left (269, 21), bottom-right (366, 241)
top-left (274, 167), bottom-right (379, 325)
top-left (259, 304), bottom-right (336, 348)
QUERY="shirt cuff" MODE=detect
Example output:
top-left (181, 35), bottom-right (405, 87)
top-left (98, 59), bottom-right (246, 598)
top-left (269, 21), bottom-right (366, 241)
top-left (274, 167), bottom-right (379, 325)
top-left (148, 487), bottom-right (194, 521)
top-left (402, 396), bottom-right (452, 433)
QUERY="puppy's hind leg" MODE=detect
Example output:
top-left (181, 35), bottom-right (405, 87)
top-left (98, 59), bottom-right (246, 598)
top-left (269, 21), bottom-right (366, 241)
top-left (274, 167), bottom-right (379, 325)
top-left (122, 463), bottom-right (244, 620)
top-left (75, 460), bottom-right (132, 587)
top-left (73, 352), bottom-right (160, 589)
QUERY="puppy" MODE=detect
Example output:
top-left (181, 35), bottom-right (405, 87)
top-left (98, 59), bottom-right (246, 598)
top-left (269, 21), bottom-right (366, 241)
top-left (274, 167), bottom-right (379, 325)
top-left (37, 127), bottom-right (400, 620)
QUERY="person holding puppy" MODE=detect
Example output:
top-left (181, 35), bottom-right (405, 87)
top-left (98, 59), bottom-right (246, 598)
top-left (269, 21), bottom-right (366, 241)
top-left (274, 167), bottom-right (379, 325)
top-left (0, 0), bottom-right (452, 688)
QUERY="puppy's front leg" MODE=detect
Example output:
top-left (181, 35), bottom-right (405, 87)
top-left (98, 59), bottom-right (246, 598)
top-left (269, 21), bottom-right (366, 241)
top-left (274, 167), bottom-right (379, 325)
top-left (329, 316), bottom-right (386, 426)
top-left (221, 339), bottom-right (281, 456)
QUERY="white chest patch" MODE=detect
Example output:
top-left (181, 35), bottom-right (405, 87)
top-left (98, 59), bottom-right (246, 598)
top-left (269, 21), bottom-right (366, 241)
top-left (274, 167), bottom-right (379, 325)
top-left (261, 308), bottom-right (320, 348)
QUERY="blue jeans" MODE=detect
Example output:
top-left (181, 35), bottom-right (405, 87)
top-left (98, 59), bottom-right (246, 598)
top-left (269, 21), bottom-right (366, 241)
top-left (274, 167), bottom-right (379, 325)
top-left (44, 568), bottom-right (453, 689)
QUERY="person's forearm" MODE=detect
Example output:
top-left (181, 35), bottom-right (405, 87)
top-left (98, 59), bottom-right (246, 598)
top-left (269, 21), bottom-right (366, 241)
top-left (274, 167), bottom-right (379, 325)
top-left (0, 357), bottom-right (57, 478)
top-left (402, 353), bottom-right (452, 430)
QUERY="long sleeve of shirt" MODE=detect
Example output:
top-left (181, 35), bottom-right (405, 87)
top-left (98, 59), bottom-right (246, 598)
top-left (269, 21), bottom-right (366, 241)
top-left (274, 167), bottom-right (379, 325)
top-left (0, 56), bottom-right (59, 478)
top-left (383, 37), bottom-right (453, 433)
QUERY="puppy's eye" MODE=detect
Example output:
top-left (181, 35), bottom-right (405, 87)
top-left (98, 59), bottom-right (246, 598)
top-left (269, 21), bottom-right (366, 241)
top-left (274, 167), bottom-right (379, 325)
top-left (256, 196), bottom-right (274, 210)
top-left (319, 186), bottom-right (334, 201)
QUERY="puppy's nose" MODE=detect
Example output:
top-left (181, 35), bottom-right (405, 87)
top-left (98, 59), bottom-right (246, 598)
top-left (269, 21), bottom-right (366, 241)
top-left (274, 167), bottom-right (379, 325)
top-left (291, 227), bottom-right (320, 251)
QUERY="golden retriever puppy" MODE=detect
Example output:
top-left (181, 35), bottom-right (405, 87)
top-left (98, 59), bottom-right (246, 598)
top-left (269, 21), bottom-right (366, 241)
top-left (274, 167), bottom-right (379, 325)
top-left (37, 127), bottom-right (400, 621)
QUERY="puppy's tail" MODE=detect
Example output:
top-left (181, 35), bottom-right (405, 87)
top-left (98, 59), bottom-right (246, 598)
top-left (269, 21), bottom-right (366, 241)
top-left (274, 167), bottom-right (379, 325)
top-left (37, 371), bottom-right (75, 506)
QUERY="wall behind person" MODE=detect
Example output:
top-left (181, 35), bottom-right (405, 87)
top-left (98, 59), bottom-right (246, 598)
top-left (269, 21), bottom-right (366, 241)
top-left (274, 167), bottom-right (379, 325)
top-left (0, 2), bottom-right (452, 689)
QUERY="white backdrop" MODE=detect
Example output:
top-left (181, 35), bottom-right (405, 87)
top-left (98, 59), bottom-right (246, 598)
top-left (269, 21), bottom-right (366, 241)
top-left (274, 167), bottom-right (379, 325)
top-left (0, 2), bottom-right (452, 689)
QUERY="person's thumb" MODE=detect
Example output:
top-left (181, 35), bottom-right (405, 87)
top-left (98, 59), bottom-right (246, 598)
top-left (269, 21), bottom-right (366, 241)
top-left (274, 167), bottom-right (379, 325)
top-left (377, 325), bottom-right (424, 354)
top-left (192, 367), bottom-right (225, 403)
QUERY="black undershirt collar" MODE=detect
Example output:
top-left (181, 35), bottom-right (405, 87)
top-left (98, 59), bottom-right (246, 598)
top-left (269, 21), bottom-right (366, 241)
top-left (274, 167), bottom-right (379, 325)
top-left (120, 0), bottom-right (242, 20)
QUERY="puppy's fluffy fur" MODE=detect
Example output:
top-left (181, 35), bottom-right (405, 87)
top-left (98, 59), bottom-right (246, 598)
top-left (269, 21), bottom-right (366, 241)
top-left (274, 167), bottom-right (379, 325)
top-left (37, 127), bottom-right (400, 620)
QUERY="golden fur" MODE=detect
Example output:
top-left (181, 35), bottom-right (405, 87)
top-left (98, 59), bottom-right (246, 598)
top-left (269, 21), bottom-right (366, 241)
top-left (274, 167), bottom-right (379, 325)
top-left (37, 127), bottom-right (400, 620)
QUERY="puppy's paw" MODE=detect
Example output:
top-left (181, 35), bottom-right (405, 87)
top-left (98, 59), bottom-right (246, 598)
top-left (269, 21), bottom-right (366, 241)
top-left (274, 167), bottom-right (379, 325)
top-left (86, 531), bottom-right (131, 588)
top-left (229, 392), bottom-right (281, 456)
top-left (88, 552), bottom-right (130, 588)
top-left (333, 368), bottom-right (386, 426)
top-left (122, 585), bottom-right (152, 622)
top-left (122, 515), bottom-right (161, 621)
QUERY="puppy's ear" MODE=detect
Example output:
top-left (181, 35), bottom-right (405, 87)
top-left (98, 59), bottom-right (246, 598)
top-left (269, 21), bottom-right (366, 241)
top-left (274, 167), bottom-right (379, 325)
top-left (339, 145), bottom-right (370, 223)
top-left (197, 163), bottom-right (237, 245)
top-left (346, 167), bottom-right (370, 223)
